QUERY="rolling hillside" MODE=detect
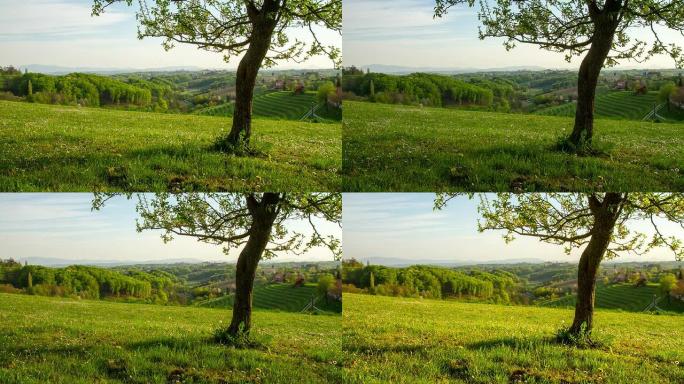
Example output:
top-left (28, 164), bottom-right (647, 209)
top-left (538, 283), bottom-right (684, 313)
top-left (197, 283), bottom-right (341, 313)
top-left (197, 91), bottom-right (340, 121)
top-left (536, 91), bottom-right (671, 121)
top-left (343, 293), bottom-right (684, 383)
top-left (0, 100), bottom-right (341, 191)
top-left (0, 293), bottom-right (342, 383)
top-left (343, 101), bottom-right (684, 191)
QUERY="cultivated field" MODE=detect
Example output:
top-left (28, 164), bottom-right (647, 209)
top-left (197, 283), bottom-right (342, 313)
top-left (343, 101), bottom-right (684, 191)
top-left (0, 100), bottom-right (341, 191)
top-left (539, 282), bottom-right (684, 313)
top-left (537, 91), bottom-right (661, 120)
top-left (343, 293), bottom-right (684, 384)
top-left (197, 91), bottom-right (341, 121)
top-left (0, 293), bottom-right (342, 384)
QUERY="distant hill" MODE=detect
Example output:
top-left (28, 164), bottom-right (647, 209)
top-left (358, 64), bottom-right (548, 74)
top-left (20, 64), bottom-right (204, 75)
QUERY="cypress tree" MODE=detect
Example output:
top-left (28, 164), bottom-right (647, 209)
top-left (370, 80), bottom-right (375, 97)
top-left (369, 271), bottom-right (375, 293)
top-left (27, 80), bottom-right (33, 96)
top-left (27, 272), bottom-right (33, 289)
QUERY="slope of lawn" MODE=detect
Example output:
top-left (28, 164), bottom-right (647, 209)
top-left (343, 293), bottom-right (684, 384)
top-left (537, 91), bottom-right (660, 120)
top-left (197, 283), bottom-right (342, 313)
top-left (0, 100), bottom-right (341, 191)
top-left (0, 293), bottom-right (342, 384)
top-left (343, 101), bottom-right (684, 191)
top-left (539, 283), bottom-right (684, 313)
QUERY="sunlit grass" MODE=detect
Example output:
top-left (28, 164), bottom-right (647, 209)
top-left (343, 101), bottom-right (684, 191)
top-left (343, 293), bottom-right (684, 383)
top-left (0, 293), bottom-right (342, 384)
top-left (0, 101), bottom-right (341, 191)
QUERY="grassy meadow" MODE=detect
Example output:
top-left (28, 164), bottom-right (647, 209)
top-left (343, 293), bottom-right (684, 384)
top-left (343, 101), bottom-right (684, 191)
top-left (0, 293), bottom-right (342, 384)
top-left (0, 100), bottom-right (341, 191)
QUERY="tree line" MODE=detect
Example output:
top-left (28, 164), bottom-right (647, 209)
top-left (0, 259), bottom-right (181, 304)
top-left (0, 69), bottom-right (171, 111)
top-left (342, 262), bottom-right (521, 304)
top-left (342, 72), bottom-right (516, 111)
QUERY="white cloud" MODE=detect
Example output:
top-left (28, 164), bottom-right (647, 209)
top-left (0, 0), bottom-right (130, 38)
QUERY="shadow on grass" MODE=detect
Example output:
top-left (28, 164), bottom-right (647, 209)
top-left (467, 336), bottom-right (552, 352)
top-left (343, 342), bottom-right (430, 356)
top-left (125, 337), bottom-right (204, 352)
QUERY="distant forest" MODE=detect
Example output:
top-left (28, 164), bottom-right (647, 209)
top-left (342, 67), bottom-right (684, 115)
top-left (342, 259), bottom-right (684, 310)
top-left (0, 66), bottom-right (340, 115)
top-left (0, 259), bottom-right (340, 307)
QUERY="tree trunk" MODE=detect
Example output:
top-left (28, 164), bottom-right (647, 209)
top-left (569, 193), bottom-right (624, 338)
top-left (226, 193), bottom-right (281, 337)
top-left (218, 11), bottom-right (278, 149)
top-left (568, 13), bottom-right (621, 147)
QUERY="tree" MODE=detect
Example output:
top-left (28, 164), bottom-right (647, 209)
top-left (93, 0), bottom-right (341, 150)
top-left (436, 193), bottom-right (684, 340)
top-left (659, 273), bottom-right (677, 302)
top-left (317, 81), bottom-right (335, 109)
top-left (317, 273), bottom-right (334, 303)
top-left (369, 271), bottom-right (375, 293)
top-left (435, 1), bottom-right (684, 148)
top-left (95, 192), bottom-right (341, 339)
top-left (659, 82), bottom-right (677, 111)
top-left (27, 271), bottom-right (33, 291)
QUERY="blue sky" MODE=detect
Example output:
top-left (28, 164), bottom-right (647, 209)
top-left (0, 0), bottom-right (339, 69)
top-left (343, 0), bottom-right (679, 69)
top-left (343, 193), bottom-right (681, 264)
top-left (0, 194), bottom-right (339, 264)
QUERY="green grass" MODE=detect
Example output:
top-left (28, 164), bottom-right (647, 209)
top-left (343, 293), bottom-right (684, 384)
top-left (0, 293), bottom-right (342, 384)
top-left (539, 283), bottom-right (684, 313)
top-left (0, 100), bottom-right (341, 191)
top-left (343, 101), bottom-right (684, 191)
top-left (537, 91), bottom-right (661, 121)
top-left (197, 283), bottom-right (342, 313)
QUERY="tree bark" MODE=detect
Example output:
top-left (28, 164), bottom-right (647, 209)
top-left (227, 193), bottom-right (281, 337)
top-left (219, 3), bottom-right (280, 149)
top-left (568, 8), bottom-right (622, 147)
top-left (569, 193), bottom-right (625, 337)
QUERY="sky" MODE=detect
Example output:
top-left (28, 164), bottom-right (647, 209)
top-left (0, 194), bottom-right (340, 265)
top-left (343, 193), bottom-right (683, 265)
top-left (0, 0), bottom-right (340, 70)
top-left (343, 0), bottom-right (680, 70)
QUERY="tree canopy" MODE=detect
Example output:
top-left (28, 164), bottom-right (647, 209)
top-left (434, 0), bottom-right (684, 67)
top-left (437, 193), bottom-right (684, 259)
top-left (92, 0), bottom-right (341, 67)
top-left (95, 192), bottom-right (341, 260)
